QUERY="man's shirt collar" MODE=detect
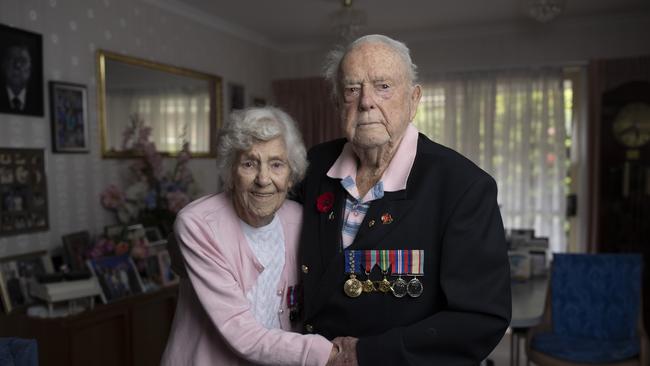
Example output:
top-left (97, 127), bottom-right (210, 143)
top-left (326, 123), bottom-right (419, 193)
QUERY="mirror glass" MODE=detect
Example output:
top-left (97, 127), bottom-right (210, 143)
top-left (97, 50), bottom-right (222, 157)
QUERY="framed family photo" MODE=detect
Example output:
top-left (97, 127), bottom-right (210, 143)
top-left (0, 23), bottom-right (44, 117)
top-left (49, 81), bottom-right (89, 153)
top-left (0, 250), bottom-right (53, 313)
top-left (86, 254), bottom-right (144, 303)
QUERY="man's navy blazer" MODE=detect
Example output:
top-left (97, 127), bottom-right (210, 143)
top-left (296, 132), bottom-right (512, 365)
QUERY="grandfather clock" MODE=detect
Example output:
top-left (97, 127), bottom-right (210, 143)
top-left (598, 81), bottom-right (650, 334)
top-left (598, 81), bottom-right (650, 252)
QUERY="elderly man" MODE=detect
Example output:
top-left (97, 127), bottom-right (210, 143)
top-left (296, 34), bottom-right (511, 365)
top-left (0, 44), bottom-right (38, 115)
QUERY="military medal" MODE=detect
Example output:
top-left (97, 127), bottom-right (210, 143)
top-left (343, 250), bottom-right (362, 298)
top-left (377, 250), bottom-right (392, 293)
top-left (390, 250), bottom-right (408, 298)
top-left (407, 250), bottom-right (424, 298)
top-left (286, 285), bottom-right (301, 321)
top-left (344, 275), bottom-right (362, 297)
top-left (362, 251), bottom-right (375, 292)
top-left (392, 277), bottom-right (408, 297)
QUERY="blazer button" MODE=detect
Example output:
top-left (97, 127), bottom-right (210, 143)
top-left (278, 308), bottom-right (284, 314)
top-left (301, 265), bottom-right (309, 274)
top-left (305, 324), bottom-right (314, 333)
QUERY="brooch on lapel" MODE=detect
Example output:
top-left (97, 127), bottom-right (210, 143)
top-left (316, 192), bottom-right (334, 216)
top-left (381, 213), bottom-right (393, 225)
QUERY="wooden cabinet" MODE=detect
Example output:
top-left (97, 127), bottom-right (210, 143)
top-left (0, 285), bottom-right (178, 366)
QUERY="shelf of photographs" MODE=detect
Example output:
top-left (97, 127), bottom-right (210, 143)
top-left (0, 148), bottom-right (49, 236)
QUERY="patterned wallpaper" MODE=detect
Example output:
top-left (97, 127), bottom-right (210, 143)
top-left (0, 0), bottom-right (273, 257)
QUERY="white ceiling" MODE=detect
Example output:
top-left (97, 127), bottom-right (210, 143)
top-left (154, 0), bottom-right (650, 48)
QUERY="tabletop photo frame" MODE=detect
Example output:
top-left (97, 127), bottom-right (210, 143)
top-left (0, 250), bottom-right (53, 313)
top-left (0, 23), bottom-right (44, 117)
top-left (86, 254), bottom-right (144, 303)
top-left (49, 81), bottom-right (89, 153)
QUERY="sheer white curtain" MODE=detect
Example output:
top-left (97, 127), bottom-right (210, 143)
top-left (106, 87), bottom-right (210, 153)
top-left (414, 69), bottom-right (567, 253)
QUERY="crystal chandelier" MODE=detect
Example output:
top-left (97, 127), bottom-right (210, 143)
top-left (527, 0), bottom-right (567, 23)
top-left (329, 0), bottom-right (367, 41)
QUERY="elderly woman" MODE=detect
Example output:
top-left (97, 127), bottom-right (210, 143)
top-left (161, 107), bottom-right (335, 366)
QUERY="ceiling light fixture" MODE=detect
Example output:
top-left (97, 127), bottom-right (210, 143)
top-left (527, 0), bottom-right (567, 23)
top-left (329, 0), bottom-right (367, 41)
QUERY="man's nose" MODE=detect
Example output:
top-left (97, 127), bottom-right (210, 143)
top-left (358, 87), bottom-right (375, 111)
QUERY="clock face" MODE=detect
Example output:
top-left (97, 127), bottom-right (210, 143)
top-left (612, 102), bottom-right (650, 148)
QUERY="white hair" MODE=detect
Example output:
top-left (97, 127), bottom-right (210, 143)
top-left (215, 106), bottom-right (308, 192)
top-left (323, 34), bottom-right (418, 100)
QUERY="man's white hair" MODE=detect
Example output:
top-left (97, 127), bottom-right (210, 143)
top-left (323, 34), bottom-right (418, 100)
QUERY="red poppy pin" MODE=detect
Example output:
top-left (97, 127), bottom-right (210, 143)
top-left (381, 213), bottom-right (393, 225)
top-left (316, 192), bottom-right (334, 213)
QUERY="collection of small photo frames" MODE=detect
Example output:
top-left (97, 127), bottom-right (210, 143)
top-left (65, 225), bottom-right (177, 304)
top-left (0, 148), bottom-right (48, 236)
top-left (0, 226), bottom-right (179, 313)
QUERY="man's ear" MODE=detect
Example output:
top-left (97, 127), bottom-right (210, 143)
top-left (409, 84), bottom-right (422, 121)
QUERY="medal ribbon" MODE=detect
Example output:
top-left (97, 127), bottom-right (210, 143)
top-left (344, 250), bottom-right (365, 274)
top-left (379, 250), bottom-right (390, 273)
top-left (409, 250), bottom-right (424, 275)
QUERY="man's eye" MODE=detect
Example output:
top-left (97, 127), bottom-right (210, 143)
top-left (242, 161), bottom-right (255, 168)
top-left (271, 161), bottom-right (286, 169)
top-left (379, 84), bottom-right (390, 89)
top-left (345, 87), bottom-right (360, 94)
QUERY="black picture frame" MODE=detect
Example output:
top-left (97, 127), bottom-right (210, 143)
top-left (0, 148), bottom-right (48, 236)
top-left (229, 83), bottom-right (245, 111)
top-left (49, 81), bottom-right (89, 153)
top-left (0, 23), bottom-right (44, 117)
top-left (62, 230), bottom-right (92, 272)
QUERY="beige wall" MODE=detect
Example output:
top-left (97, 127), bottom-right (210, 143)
top-left (0, 0), bottom-right (273, 256)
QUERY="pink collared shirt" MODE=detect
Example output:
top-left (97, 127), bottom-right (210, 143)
top-left (327, 124), bottom-right (419, 247)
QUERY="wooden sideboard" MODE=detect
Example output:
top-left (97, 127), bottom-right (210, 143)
top-left (0, 285), bottom-right (178, 366)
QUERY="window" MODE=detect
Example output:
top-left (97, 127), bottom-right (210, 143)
top-left (414, 69), bottom-right (574, 253)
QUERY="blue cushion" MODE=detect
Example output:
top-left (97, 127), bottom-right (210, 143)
top-left (551, 254), bottom-right (642, 340)
top-left (532, 331), bottom-right (640, 364)
top-left (0, 338), bottom-right (38, 366)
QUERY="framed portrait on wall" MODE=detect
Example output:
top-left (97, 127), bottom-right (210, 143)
top-left (49, 81), bottom-right (89, 153)
top-left (0, 148), bottom-right (48, 236)
top-left (0, 250), bottom-right (53, 313)
top-left (0, 23), bottom-right (44, 117)
top-left (228, 82), bottom-right (245, 111)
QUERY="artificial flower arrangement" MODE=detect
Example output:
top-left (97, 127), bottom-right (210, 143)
top-left (92, 114), bottom-right (200, 261)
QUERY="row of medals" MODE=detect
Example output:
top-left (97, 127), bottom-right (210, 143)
top-left (344, 273), bottom-right (423, 298)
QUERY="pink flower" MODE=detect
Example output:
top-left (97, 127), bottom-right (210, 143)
top-left (101, 184), bottom-right (126, 210)
top-left (167, 191), bottom-right (190, 213)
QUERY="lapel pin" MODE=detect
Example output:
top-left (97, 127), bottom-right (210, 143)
top-left (328, 211), bottom-right (335, 220)
top-left (381, 213), bottom-right (393, 225)
top-left (368, 219), bottom-right (375, 227)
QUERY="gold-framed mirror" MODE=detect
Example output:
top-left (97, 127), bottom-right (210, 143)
top-left (97, 50), bottom-right (222, 158)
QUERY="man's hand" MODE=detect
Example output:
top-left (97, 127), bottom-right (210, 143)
top-left (326, 337), bottom-right (358, 366)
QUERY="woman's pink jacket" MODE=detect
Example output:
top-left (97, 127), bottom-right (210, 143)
top-left (161, 193), bottom-right (332, 366)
